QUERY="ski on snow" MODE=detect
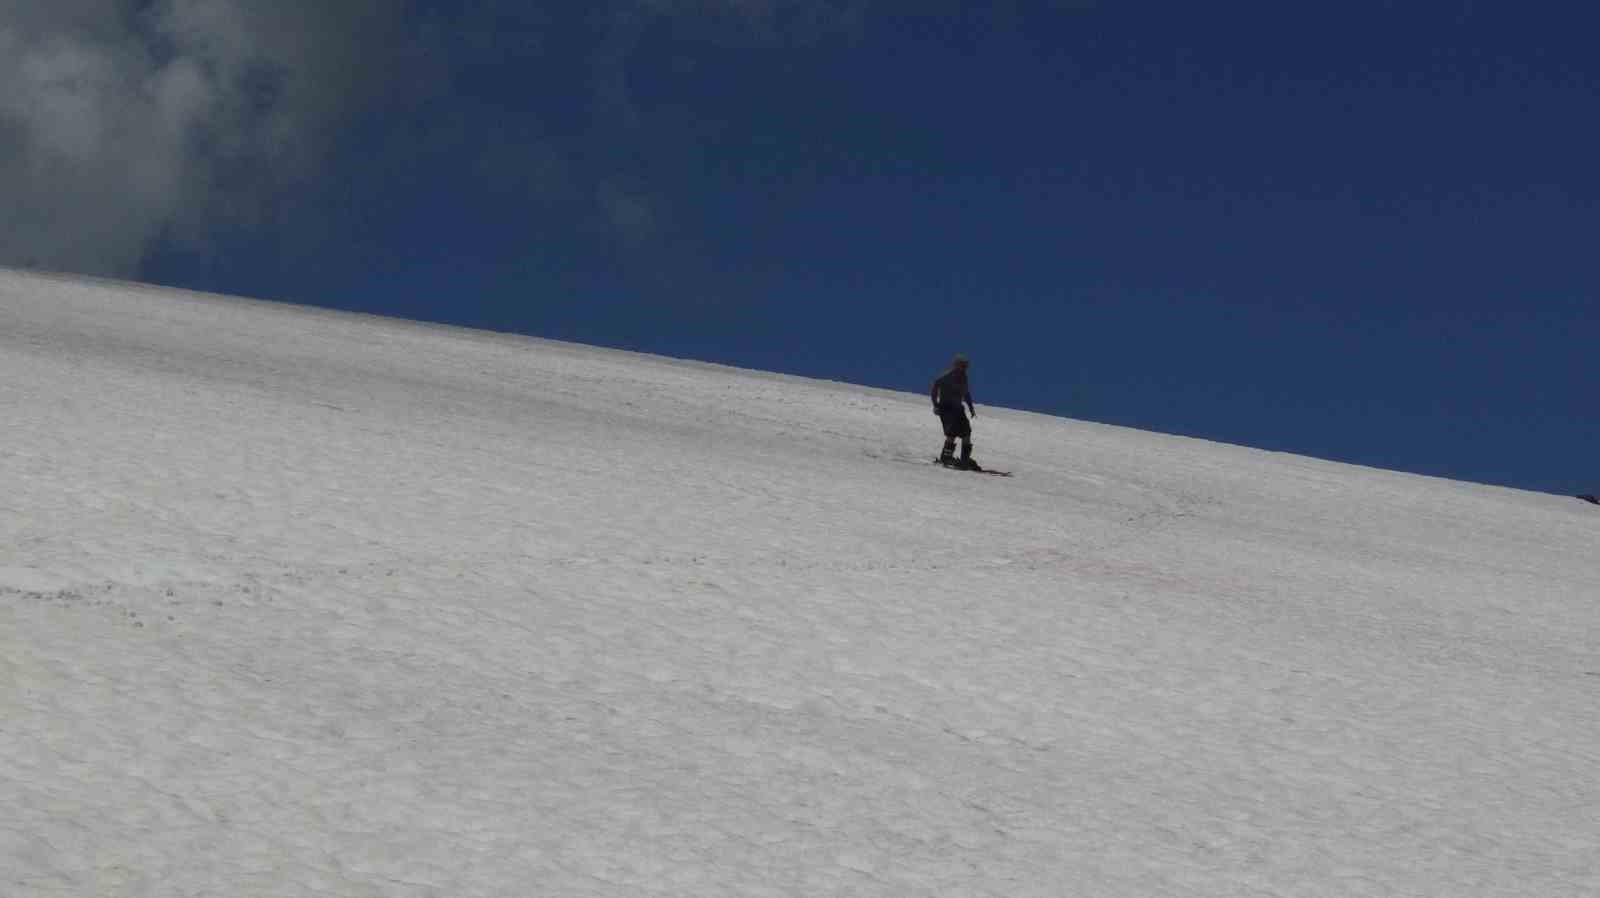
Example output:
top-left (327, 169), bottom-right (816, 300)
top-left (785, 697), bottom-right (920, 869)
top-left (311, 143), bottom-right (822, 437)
top-left (933, 459), bottom-right (1012, 477)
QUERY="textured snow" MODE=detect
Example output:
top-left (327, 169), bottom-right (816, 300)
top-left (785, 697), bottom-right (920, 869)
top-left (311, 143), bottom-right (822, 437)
top-left (3, 269), bottom-right (1598, 897)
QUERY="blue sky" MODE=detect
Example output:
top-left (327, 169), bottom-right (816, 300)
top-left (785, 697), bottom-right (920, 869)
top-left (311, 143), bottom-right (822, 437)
top-left (6, 2), bottom-right (1595, 494)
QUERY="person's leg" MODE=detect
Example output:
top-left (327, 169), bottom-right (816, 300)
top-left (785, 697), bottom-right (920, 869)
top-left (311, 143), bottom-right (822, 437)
top-left (959, 410), bottom-right (975, 466)
top-left (938, 409), bottom-right (961, 463)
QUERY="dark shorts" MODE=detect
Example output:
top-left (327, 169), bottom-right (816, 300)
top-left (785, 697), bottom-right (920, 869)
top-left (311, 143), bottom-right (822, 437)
top-left (937, 406), bottom-right (971, 439)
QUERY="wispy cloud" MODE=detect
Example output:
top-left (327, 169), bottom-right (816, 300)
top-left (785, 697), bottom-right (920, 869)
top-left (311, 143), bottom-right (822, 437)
top-left (0, 0), bottom-right (426, 276)
top-left (580, 0), bottom-right (870, 255)
top-left (0, 1), bottom-right (867, 280)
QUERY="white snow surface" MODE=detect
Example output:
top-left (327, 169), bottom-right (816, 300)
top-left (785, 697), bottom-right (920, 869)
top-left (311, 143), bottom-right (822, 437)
top-left (3, 269), bottom-right (1598, 897)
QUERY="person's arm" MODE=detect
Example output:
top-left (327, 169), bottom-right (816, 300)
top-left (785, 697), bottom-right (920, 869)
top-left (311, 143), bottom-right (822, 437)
top-left (966, 386), bottom-right (976, 415)
top-left (930, 377), bottom-right (942, 410)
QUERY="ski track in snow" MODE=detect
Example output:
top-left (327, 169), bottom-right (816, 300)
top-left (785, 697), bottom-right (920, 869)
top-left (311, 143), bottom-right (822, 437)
top-left (3, 270), bottom-right (1598, 897)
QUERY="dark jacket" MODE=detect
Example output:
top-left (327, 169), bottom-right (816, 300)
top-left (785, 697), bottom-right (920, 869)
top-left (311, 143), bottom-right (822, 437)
top-left (931, 368), bottom-right (975, 414)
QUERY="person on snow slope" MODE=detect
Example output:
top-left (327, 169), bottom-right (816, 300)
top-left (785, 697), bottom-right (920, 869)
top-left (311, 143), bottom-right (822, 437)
top-left (931, 354), bottom-right (981, 470)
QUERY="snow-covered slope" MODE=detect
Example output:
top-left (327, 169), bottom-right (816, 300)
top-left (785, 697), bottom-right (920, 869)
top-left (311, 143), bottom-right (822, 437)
top-left (3, 269), bottom-right (1597, 897)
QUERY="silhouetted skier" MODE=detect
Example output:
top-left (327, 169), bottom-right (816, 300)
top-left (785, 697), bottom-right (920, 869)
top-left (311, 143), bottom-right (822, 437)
top-left (931, 354), bottom-right (980, 470)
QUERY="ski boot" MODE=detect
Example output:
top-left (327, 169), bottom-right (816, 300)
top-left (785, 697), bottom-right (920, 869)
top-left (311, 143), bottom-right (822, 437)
top-left (959, 442), bottom-right (982, 471)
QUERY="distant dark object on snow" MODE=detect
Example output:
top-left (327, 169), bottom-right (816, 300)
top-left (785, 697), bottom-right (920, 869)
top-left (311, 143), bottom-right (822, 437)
top-left (1577, 494), bottom-right (1599, 506)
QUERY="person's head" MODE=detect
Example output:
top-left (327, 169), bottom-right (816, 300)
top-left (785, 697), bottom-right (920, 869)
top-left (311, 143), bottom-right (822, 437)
top-left (952, 353), bottom-right (969, 370)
